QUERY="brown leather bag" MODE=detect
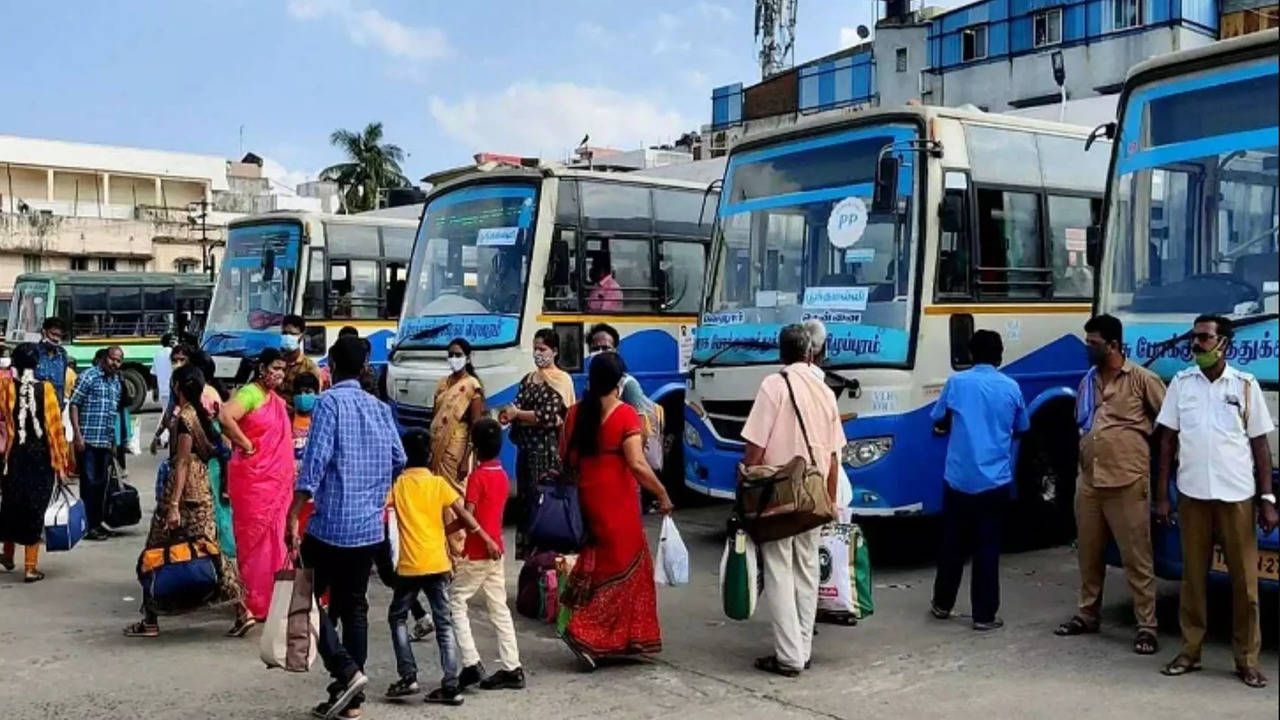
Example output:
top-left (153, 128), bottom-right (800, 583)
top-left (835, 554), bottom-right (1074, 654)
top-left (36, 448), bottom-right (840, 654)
top-left (735, 371), bottom-right (835, 543)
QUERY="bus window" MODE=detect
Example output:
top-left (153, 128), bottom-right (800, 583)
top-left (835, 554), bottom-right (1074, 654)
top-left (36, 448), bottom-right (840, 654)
top-left (304, 249), bottom-right (326, 319)
top-left (385, 263), bottom-right (407, 318)
top-left (653, 188), bottom-right (706, 236)
top-left (382, 226), bottom-right (415, 262)
top-left (143, 285), bottom-right (175, 336)
top-left (330, 261), bottom-right (350, 317)
top-left (107, 286), bottom-right (143, 336)
top-left (544, 227), bottom-right (579, 312)
top-left (975, 189), bottom-right (1047, 299)
top-left (72, 285), bottom-right (106, 336)
top-left (581, 182), bottom-right (652, 233)
top-left (936, 180), bottom-right (973, 298)
top-left (329, 260), bottom-right (379, 318)
top-left (1046, 195), bottom-right (1099, 299)
top-left (585, 238), bottom-right (654, 312)
top-left (325, 223), bottom-right (380, 256)
top-left (660, 240), bottom-right (705, 313)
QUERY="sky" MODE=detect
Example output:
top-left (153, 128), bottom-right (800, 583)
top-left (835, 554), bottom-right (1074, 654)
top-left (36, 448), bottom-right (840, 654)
top-left (2, 1), bottom-right (937, 190)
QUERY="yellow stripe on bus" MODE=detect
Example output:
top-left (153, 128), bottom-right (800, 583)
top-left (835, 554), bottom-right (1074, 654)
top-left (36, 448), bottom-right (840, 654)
top-left (534, 314), bottom-right (700, 324)
top-left (923, 304), bottom-right (1090, 316)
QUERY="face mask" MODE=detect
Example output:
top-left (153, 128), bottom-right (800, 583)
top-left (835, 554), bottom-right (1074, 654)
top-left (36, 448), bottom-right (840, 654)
top-left (294, 393), bottom-right (317, 414)
top-left (0, 358), bottom-right (10, 369)
top-left (447, 356), bottom-right (467, 373)
top-left (533, 350), bottom-right (554, 369)
top-left (43, 337), bottom-right (61, 347)
top-left (1193, 346), bottom-right (1220, 369)
top-left (281, 334), bottom-right (301, 352)
top-left (1086, 344), bottom-right (1107, 367)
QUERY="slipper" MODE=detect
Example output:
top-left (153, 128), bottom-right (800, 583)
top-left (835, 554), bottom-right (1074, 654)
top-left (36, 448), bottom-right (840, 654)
top-left (1055, 616), bottom-right (1099, 636)
top-left (123, 621), bottom-right (159, 638)
top-left (1132, 630), bottom-right (1158, 655)
top-left (23, 570), bottom-right (46, 583)
top-left (1160, 656), bottom-right (1201, 677)
top-left (0, 556), bottom-right (14, 572)
top-left (1235, 666), bottom-right (1268, 689)
top-left (226, 617), bottom-right (256, 638)
top-left (754, 655), bottom-right (801, 678)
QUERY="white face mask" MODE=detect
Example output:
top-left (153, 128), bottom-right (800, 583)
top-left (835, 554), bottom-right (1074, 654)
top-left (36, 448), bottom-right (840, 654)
top-left (0, 358), bottom-right (10, 369)
top-left (447, 356), bottom-right (467, 373)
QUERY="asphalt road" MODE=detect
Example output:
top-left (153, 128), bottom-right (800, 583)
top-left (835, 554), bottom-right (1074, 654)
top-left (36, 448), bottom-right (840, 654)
top-left (0, 421), bottom-right (1274, 720)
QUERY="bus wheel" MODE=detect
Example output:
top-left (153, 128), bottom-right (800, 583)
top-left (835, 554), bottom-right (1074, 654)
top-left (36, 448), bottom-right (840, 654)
top-left (1012, 398), bottom-right (1078, 548)
top-left (121, 367), bottom-right (149, 414)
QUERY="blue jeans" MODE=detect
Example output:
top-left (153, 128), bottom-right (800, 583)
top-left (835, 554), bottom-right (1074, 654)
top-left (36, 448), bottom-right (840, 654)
top-left (389, 573), bottom-right (458, 688)
top-left (79, 446), bottom-right (115, 531)
top-left (932, 484), bottom-right (1009, 624)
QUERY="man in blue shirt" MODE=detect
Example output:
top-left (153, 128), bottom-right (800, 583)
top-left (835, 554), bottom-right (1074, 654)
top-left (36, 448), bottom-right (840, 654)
top-left (35, 317), bottom-right (70, 408)
top-left (288, 335), bottom-right (406, 720)
top-left (928, 330), bottom-right (1028, 630)
top-left (70, 345), bottom-right (123, 540)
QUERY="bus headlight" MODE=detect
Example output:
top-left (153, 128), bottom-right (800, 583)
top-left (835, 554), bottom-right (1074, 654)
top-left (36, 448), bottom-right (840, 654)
top-left (843, 437), bottom-right (893, 468)
top-left (683, 423), bottom-right (703, 450)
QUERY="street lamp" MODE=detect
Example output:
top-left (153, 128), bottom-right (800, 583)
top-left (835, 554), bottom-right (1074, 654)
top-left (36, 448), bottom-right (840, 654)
top-left (1051, 50), bottom-right (1066, 122)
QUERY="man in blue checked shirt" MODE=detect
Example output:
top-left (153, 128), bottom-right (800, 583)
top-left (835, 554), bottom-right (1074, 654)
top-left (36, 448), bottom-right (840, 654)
top-left (70, 345), bottom-right (124, 541)
top-left (287, 335), bottom-right (405, 720)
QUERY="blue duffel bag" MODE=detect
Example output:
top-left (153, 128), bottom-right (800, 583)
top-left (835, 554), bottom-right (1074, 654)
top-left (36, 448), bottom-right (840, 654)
top-left (44, 485), bottom-right (88, 552)
top-left (137, 538), bottom-right (222, 615)
top-left (527, 468), bottom-right (586, 553)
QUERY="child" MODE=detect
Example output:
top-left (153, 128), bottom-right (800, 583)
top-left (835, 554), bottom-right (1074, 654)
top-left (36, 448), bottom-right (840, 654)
top-left (374, 512), bottom-right (434, 642)
top-left (386, 429), bottom-right (500, 706)
top-left (291, 372), bottom-right (319, 534)
top-left (449, 417), bottom-right (525, 690)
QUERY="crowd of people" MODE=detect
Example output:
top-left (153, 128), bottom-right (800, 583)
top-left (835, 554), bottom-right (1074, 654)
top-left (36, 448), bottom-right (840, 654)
top-left (0, 307), bottom-right (1273, 717)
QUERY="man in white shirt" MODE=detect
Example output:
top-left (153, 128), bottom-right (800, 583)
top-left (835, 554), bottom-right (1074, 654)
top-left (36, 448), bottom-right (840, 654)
top-left (1154, 314), bottom-right (1277, 689)
top-left (150, 333), bottom-right (175, 408)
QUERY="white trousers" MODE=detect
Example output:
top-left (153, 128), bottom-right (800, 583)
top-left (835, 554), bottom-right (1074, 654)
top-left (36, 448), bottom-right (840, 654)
top-left (449, 557), bottom-right (521, 671)
top-left (761, 527), bottom-right (821, 670)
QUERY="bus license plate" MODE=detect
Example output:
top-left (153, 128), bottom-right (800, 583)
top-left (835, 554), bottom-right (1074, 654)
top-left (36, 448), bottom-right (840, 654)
top-left (1210, 546), bottom-right (1280, 581)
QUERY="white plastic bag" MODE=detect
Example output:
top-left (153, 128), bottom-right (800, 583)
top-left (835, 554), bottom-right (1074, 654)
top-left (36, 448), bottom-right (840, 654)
top-left (653, 516), bottom-right (689, 587)
top-left (63, 411), bottom-right (74, 444)
top-left (126, 418), bottom-right (142, 456)
top-left (817, 523), bottom-right (855, 615)
top-left (260, 568), bottom-right (320, 672)
top-left (836, 465), bottom-right (853, 523)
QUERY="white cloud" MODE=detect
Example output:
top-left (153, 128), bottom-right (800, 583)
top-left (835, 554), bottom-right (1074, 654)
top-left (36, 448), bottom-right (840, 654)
top-left (685, 69), bottom-right (711, 91)
top-left (428, 82), bottom-right (692, 159)
top-left (261, 157), bottom-right (316, 194)
top-left (287, 0), bottom-right (450, 61)
top-left (839, 27), bottom-right (862, 48)
top-left (696, 2), bottom-right (734, 22)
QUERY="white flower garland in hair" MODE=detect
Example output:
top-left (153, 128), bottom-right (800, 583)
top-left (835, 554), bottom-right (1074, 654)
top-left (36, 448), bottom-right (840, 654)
top-left (16, 369), bottom-right (44, 446)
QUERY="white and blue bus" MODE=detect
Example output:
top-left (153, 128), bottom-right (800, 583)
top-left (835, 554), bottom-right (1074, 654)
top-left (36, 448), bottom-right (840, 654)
top-left (684, 105), bottom-right (1109, 532)
top-left (386, 164), bottom-right (720, 491)
top-left (1092, 30), bottom-right (1278, 585)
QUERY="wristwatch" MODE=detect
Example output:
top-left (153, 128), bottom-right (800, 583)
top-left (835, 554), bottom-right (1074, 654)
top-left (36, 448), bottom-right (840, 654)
top-left (1260, 493), bottom-right (1277, 505)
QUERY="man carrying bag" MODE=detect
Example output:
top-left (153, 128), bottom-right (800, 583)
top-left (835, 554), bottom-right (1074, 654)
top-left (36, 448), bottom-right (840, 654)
top-left (738, 325), bottom-right (844, 678)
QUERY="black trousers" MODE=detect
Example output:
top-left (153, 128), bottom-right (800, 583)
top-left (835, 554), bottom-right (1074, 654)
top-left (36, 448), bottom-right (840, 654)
top-left (932, 484), bottom-right (1008, 624)
top-left (301, 534), bottom-right (377, 705)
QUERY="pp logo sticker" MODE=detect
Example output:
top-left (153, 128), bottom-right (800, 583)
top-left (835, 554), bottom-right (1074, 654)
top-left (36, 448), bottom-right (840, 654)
top-left (827, 197), bottom-right (868, 249)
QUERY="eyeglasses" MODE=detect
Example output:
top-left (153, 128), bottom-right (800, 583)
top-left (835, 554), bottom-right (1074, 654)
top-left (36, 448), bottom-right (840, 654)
top-left (1191, 332), bottom-right (1220, 343)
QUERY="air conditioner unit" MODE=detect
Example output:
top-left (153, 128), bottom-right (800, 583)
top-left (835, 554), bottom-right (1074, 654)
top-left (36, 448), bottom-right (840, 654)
top-left (710, 131), bottom-right (729, 151)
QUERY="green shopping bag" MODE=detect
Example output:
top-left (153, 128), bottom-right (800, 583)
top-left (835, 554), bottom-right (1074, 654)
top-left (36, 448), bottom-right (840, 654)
top-left (849, 524), bottom-right (874, 619)
top-left (719, 526), bottom-right (759, 621)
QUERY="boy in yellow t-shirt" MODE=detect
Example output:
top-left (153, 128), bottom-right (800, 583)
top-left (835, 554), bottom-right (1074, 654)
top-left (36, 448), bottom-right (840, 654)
top-left (385, 429), bottom-right (499, 706)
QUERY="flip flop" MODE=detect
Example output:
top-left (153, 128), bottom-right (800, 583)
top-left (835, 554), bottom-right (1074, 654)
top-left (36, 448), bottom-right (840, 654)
top-left (1132, 630), bottom-right (1158, 655)
top-left (1055, 616), bottom-right (1099, 636)
top-left (1160, 656), bottom-right (1201, 677)
top-left (1235, 666), bottom-right (1268, 689)
top-left (123, 621), bottom-right (159, 638)
top-left (23, 570), bottom-right (46, 583)
top-left (226, 617), bottom-right (257, 638)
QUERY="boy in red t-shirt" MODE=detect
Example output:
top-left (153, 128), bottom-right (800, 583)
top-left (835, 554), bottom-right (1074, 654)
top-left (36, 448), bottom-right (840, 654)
top-left (450, 417), bottom-right (525, 691)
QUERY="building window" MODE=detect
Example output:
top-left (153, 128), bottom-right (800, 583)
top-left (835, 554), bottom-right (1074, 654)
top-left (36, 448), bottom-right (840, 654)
top-left (127, 259), bottom-right (147, 271)
top-left (70, 257), bottom-right (89, 271)
top-left (961, 25), bottom-right (988, 62)
top-left (97, 257), bottom-right (117, 272)
top-left (1034, 8), bottom-right (1063, 47)
top-left (23, 255), bottom-right (41, 273)
top-left (175, 258), bottom-right (199, 273)
top-left (895, 47), bottom-right (909, 72)
top-left (1108, 0), bottom-right (1142, 30)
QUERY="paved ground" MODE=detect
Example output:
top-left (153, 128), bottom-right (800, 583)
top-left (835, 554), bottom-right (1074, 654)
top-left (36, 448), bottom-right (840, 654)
top-left (0, 419), bottom-right (1275, 720)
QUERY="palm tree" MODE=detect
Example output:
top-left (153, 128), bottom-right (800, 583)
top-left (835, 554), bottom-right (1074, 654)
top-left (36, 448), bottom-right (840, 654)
top-left (320, 122), bottom-right (410, 213)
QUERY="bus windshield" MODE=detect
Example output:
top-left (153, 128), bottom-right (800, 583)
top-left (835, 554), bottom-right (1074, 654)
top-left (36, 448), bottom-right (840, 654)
top-left (399, 182), bottom-right (538, 350)
top-left (1099, 59), bottom-right (1279, 381)
top-left (698, 123), bottom-right (919, 367)
top-left (9, 279), bottom-right (49, 341)
top-left (206, 221), bottom-right (301, 346)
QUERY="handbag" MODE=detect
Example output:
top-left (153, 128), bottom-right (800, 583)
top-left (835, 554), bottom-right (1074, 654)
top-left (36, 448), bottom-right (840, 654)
top-left (137, 537), bottom-right (222, 615)
top-left (261, 565), bottom-right (321, 672)
top-left (516, 550), bottom-right (559, 619)
top-left (719, 518), bottom-right (761, 621)
top-left (44, 484), bottom-right (88, 552)
top-left (734, 370), bottom-right (836, 543)
top-left (527, 465), bottom-right (586, 553)
top-left (105, 461), bottom-right (142, 529)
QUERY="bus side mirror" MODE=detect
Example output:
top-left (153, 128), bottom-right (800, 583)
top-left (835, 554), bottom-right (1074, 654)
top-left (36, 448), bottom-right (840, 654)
top-left (1086, 225), bottom-right (1102, 268)
top-left (1084, 122), bottom-right (1115, 152)
top-left (872, 155), bottom-right (900, 213)
top-left (939, 192), bottom-right (965, 233)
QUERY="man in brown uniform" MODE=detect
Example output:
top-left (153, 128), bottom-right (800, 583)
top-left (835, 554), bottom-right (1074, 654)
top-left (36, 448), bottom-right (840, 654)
top-left (1055, 314), bottom-right (1165, 655)
top-left (280, 314), bottom-right (324, 410)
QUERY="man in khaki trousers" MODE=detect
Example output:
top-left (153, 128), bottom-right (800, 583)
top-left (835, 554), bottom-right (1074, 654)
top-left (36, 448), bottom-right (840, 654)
top-left (1055, 315), bottom-right (1165, 654)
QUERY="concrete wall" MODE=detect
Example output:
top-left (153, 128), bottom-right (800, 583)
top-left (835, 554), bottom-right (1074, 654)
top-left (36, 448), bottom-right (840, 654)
top-left (1, 166), bottom-right (46, 209)
top-left (875, 24), bottom-right (931, 110)
top-left (0, 135), bottom-right (229, 191)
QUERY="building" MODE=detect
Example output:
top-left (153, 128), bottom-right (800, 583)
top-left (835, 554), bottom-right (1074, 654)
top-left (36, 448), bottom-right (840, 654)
top-left (704, 0), bottom-right (1231, 155)
top-left (1220, 0), bottom-right (1279, 36)
top-left (0, 137), bottom-right (320, 293)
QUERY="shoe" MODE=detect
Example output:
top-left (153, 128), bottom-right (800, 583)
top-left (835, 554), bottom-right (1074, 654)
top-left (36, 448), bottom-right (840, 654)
top-left (86, 528), bottom-right (111, 541)
top-left (323, 672), bottom-right (368, 720)
top-left (385, 677), bottom-right (420, 699)
top-left (458, 663), bottom-right (486, 690)
top-left (424, 687), bottom-right (464, 706)
top-left (410, 619), bottom-right (435, 642)
top-left (479, 668), bottom-right (526, 690)
top-left (973, 618), bottom-right (1005, 631)
top-left (0, 555), bottom-right (14, 572)
top-left (930, 603), bottom-right (953, 620)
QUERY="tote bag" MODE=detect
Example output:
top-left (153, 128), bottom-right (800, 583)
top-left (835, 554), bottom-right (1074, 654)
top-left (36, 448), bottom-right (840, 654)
top-left (260, 567), bottom-right (321, 672)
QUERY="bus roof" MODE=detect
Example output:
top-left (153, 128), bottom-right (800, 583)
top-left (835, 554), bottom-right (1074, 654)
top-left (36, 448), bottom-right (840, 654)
top-left (725, 103), bottom-right (1097, 157)
top-left (423, 164), bottom-right (715, 205)
top-left (16, 271), bottom-right (213, 287)
top-left (227, 210), bottom-right (419, 229)
top-left (1123, 29), bottom-right (1278, 91)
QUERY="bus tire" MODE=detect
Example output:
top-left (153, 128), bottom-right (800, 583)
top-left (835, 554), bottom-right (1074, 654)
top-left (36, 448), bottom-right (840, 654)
top-left (1012, 397), bottom-right (1078, 548)
top-left (121, 367), bottom-right (149, 414)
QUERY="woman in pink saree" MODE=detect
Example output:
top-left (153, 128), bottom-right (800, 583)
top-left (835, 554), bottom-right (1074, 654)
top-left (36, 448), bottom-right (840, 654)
top-left (219, 348), bottom-right (295, 622)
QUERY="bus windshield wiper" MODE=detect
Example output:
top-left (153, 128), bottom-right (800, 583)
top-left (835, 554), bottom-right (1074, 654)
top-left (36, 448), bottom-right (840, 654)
top-left (689, 339), bottom-right (777, 369)
top-left (1142, 312), bottom-right (1278, 368)
top-left (390, 323), bottom-right (452, 354)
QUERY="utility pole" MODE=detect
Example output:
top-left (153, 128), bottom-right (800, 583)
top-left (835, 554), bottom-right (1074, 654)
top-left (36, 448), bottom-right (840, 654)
top-left (189, 199), bottom-right (212, 280)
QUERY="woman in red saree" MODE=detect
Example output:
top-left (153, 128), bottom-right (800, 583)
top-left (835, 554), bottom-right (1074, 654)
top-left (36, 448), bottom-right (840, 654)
top-left (560, 352), bottom-right (674, 669)
top-left (219, 348), bottom-right (295, 623)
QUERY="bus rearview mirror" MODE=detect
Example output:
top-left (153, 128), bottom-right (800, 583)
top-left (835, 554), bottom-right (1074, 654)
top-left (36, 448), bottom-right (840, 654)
top-left (872, 156), bottom-right (900, 213)
top-left (939, 192), bottom-right (965, 233)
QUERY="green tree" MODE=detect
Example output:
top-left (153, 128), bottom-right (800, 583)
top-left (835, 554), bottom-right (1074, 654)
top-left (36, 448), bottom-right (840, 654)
top-left (319, 122), bottom-right (410, 213)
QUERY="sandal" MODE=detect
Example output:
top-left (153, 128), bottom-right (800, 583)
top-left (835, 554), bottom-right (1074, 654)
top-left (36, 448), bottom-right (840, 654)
top-left (1235, 666), bottom-right (1268, 689)
top-left (23, 570), bottom-right (46, 583)
top-left (0, 556), bottom-right (13, 572)
top-left (1160, 656), bottom-right (1201, 677)
top-left (226, 616), bottom-right (257, 638)
top-left (754, 655), bottom-right (801, 678)
top-left (123, 621), bottom-right (159, 638)
top-left (1132, 630), bottom-right (1158, 655)
top-left (1054, 616), bottom-right (1099, 636)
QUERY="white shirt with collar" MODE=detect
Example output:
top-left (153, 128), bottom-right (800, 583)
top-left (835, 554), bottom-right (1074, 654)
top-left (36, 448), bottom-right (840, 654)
top-left (1155, 363), bottom-right (1275, 502)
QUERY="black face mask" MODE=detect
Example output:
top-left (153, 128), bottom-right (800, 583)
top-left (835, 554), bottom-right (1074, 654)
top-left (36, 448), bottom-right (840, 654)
top-left (1086, 344), bottom-right (1108, 367)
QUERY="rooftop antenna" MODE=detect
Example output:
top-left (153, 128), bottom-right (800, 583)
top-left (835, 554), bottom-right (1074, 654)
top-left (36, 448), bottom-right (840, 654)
top-left (754, 0), bottom-right (798, 79)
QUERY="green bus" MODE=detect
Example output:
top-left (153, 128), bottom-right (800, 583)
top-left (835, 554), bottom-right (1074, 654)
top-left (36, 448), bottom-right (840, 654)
top-left (5, 271), bottom-right (214, 411)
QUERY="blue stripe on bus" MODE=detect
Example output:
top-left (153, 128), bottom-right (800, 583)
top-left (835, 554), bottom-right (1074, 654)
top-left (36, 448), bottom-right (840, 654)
top-left (719, 183), bottom-right (876, 217)
top-left (726, 124), bottom-right (917, 168)
top-left (428, 185), bottom-right (536, 208)
top-left (1117, 127), bottom-right (1280, 176)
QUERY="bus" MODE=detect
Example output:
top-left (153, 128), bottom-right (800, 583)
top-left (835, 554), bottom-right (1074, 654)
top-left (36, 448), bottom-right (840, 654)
top-left (386, 166), bottom-right (718, 491)
top-left (201, 211), bottom-right (419, 384)
top-left (683, 105), bottom-right (1109, 534)
top-left (1092, 30), bottom-right (1278, 585)
top-left (6, 271), bottom-right (213, 411)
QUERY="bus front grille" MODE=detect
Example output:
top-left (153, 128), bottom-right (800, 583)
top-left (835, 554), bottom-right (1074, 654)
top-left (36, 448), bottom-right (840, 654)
top-left (700, 399), bottom-right (753, 443)
top-left (395, 403), bottom-right (433, 429)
